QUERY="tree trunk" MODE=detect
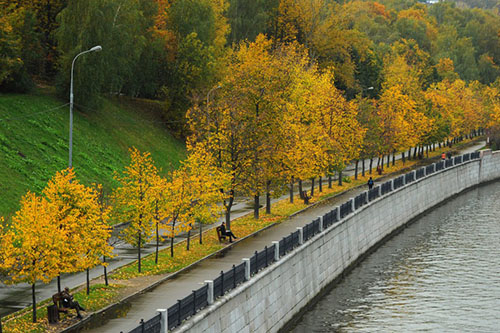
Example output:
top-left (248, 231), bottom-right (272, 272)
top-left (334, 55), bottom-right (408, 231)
top-left (224, 193), bottom-right (234, 231)
top-left (86, 268), bottom-right (90, 295)
top-left (254, 194), bottom-right (259, 219)
top-left (266, 180), bottom-right (271, 214)
top-left (310, 178), bottom-right (315, 197)
top-left (289, 176), bottom-right (294, 203)
top-left (103, 256), bottom-right (108, 286)
top-left (402, 152), bottom-right (405, 164)
top-left (298, 179), bottom-right (303, 199)
top-left (380, 155), bottom-right (384, 171)
top-left (170, 235), bottom-right (174, 257)
top-left (32, 283), bottom-right (36, 323)
top-left (155, 201), bottom-right (159, 264)
top-left (362, 159), bottom-right (365, 177)
top-left (199, 221), bottom-right (203, 244)
top-left (319, 176), bottom-right (322, 192)
top-left (386, 154), bottom-right (390, 168)
top-left (338, 171), bottom-right (343, 186)
top-left (186, 226), bottom-right (191, 251)
top-left (426, 145), bottom-right (429, 157)
top-left (408, 148), bottom-right (412, 160)
top-left (369, 158), bottom-right (373, 174)
top-left (138, 231), bottom-right (142, 273)
top-left (57, 276), bottom-right (61, 294)
top-left (328, 175), bottom-right (332, 188)
top-left (413, 146), bottom-right (418, 159)
top-left (392, 150), bottom-right (396, 166)
top-left (439, 142), bottom-right (441, 148)
top-left (354, 160), bottom-right (359, 180)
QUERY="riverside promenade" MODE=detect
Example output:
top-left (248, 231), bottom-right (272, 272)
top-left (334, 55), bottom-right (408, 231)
top-left (84, 141), bottom-right (485, 333)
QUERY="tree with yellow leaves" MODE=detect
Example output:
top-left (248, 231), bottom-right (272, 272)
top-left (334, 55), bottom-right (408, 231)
top-left (113, 148), bottom-right (158, 273)
top-left (0, 193), bottom-right (63, 323)
top-left (42, 169), bottom-right (114, 294)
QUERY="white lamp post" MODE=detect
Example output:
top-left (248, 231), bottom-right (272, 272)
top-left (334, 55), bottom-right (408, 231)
top-left (69, 45), bottom-right (102, 168)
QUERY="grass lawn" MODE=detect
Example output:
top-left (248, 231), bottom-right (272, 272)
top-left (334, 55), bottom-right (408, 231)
top-left (0, 90), bottom-right (186, 218)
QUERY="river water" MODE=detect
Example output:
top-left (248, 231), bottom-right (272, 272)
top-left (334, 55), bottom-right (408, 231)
top-left (291, 180), bottom-right (500, 333)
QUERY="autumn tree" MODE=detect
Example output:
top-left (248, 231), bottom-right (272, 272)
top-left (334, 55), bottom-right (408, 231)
top-left (42, 169), bottom-right (113, 293)
top-left (113, 148), bottom-right (158, 273)
top-left (0, 193), bottom-right (62, 323)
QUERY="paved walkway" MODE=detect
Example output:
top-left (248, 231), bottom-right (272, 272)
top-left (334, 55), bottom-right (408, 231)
top-left (87, 142), bottom-right (485, 333)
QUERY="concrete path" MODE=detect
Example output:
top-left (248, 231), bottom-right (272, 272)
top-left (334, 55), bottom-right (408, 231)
top-left (86, 142), bottom-right (485, 333)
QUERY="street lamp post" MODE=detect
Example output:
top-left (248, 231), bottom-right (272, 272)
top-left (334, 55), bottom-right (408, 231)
top-left (69, 45), bottom-right (102, 169)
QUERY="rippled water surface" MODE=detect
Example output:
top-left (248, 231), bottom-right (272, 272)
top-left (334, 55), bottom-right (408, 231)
top-left (291, 181), bottom-right (500, 333)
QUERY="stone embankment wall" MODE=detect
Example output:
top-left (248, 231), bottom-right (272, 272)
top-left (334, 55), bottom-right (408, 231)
top-left (177, 150), bottom-right (500, 333)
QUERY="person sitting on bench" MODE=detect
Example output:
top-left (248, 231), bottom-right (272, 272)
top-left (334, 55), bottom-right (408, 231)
top-left (220, 222), bottom-right (238, 243)
top-left (53, 287), bottom-right (86, 319)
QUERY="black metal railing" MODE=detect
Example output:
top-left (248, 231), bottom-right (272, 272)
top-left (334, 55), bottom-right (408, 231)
top-left (368, 186), bottom-right (379, 201)
top-left (339, 200), bottom-right (353, 218)
top-left (381, 181), bottom-right (392, 195)
top-left (131, 150), bottom-right (485, 333)
top-left (354, 192), bottom-right (367, 210)
top-left (279, 231), bottom-right (300, 257)
top-left (303, 218), bottom-right (321, 241)
top-left (415, 168), bottom-right (425, 179)
top-left (435, 161), bottom-right (444, 171)
top-left (323, 208), bottom-right (338, 228)
top-left (425, 164), bottom-right (434, 175)
top-left (405, 172), bottom-right (415, 184)
top-left (393, 176), bottom-right (404, 189)
top-left (128, 314), bottom-right (161, 333)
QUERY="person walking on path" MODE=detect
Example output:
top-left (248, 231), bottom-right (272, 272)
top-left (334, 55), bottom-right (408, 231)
top-left (441, 152), bottom-right (446, 160)
top-left (368, 177), bottom-right (374, 190)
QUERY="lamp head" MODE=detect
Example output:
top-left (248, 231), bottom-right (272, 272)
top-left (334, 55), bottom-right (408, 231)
top-left (90, 45), bottom-right (102, 52)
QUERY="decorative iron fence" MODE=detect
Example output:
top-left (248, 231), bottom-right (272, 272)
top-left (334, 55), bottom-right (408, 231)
top-left (354, 192), bottom-right (367, 210)
top-left (368, 186), bottom-right (380, 201)
top-left (128, 314), bottom-right (161, 333)
top-left (415, 168), bottom-right (425, 179)
top-left (381, 181), bottom-right (392, 195)
top-left (339, 200), bottom-right (353, 218)
top-left (425, 164), bottom-right (434, 175)
top-left (393, 176), bottom-right (404, 189)
top-left (405, 172), bottom-right (415, 184)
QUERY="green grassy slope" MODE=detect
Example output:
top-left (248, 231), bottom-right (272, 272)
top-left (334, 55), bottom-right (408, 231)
top-left (0, 91), bottom-right (186, 217)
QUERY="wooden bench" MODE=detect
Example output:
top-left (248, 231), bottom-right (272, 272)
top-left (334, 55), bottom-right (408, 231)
top-left (216, 226), bottom-right (227, 243)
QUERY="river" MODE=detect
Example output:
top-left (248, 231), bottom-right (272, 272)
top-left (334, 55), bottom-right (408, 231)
top-left (290, 180), bottom-right (500, 332)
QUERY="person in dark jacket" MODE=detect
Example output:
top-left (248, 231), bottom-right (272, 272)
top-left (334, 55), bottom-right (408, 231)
top-left (368, 177), bottom-right (374, 189)
top-left (220, 222), bottom-right (238, 242)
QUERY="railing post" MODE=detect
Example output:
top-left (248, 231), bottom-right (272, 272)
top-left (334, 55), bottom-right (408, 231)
top-left (297, 227), bottom-right (303, 245)
top-left (232, 265), bottom-right (236, 289)
top-left (140, 318), bottom-right (145, 333)
top-left (351, 198), bottom-right (355, 212)
top-left (390, 179), bottom-right (394, 191)
top-left (242, 258), bottom-right (250, 281)
top-left (265, 246), bottom-right (268, 267)
top-left (378, 185), bottom-right (381, 197)
top-left (336, 206), bottom-right (340, 221)
top-left (402, 174), bottom-right (406, 185)
top-left (318, 216), bottom-right (324, 232)
top-left (272, 241), bottom-right (279, 261)
top-left (205, 280), bottom-right (214, 305)
top-left (220, 271), bottom-right (224, 295)
top-left (157, 309), bottom-right (167, 333)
